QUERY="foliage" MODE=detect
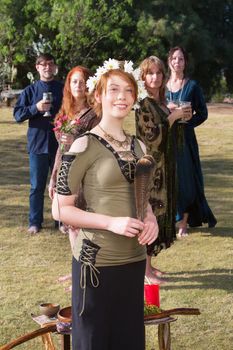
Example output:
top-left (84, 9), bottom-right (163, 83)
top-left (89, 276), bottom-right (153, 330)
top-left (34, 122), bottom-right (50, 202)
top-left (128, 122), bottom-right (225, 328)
top-left (0, 0), bottom-right (233, 98)
top-left (211, 75), bottom-right (228, 102)
top-left (49, 0), bottom-right (137, 71)
top-left (144, 302), bottom-right (161, 316)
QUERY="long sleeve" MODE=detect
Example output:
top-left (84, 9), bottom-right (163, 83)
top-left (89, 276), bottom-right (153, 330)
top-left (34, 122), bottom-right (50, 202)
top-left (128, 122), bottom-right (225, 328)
top-left (188, 82), bottom-right (208, 128)
top-left (13, 87), bottom-right (39, 123)
top-left (13, 80), bottom-right (63, 154)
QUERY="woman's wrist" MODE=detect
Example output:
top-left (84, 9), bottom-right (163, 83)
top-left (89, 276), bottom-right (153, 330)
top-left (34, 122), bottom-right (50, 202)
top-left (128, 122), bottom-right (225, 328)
top-left (48, 179), bottom-right (55, 189)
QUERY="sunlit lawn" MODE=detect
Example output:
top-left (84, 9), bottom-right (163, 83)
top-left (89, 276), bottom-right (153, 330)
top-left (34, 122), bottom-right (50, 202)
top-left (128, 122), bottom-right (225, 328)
top-left (0, 104), bottom-right (233, 349)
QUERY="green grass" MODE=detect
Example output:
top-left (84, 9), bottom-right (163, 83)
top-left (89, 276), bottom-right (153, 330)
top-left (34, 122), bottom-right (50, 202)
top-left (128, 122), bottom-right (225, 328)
top-left (0, 104), bottom-right (233, 349)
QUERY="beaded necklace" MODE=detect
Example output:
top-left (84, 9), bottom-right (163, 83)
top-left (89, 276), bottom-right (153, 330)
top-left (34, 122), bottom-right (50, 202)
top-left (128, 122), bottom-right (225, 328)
top-left (168, 78), bottom-right (184, 103)
top-left (98, 124), bottom-right (131, 149)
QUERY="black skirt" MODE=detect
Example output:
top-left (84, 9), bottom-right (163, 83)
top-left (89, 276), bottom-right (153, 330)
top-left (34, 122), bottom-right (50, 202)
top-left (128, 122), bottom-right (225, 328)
top-left (72, 256), bottom-right (146, 350)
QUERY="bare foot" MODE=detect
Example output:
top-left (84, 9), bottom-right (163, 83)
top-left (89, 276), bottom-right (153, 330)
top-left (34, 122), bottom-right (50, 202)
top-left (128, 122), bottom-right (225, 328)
top-left (58, 274), bottom-right (72, 283)
top-left (145, 270), bottom-right (167, 285)
top-left (151, 267), bottom-right (166, 277)
top-left (177, 227), bottom-right (188, 238)
top-left (65, 285), bottom-right (72, 292)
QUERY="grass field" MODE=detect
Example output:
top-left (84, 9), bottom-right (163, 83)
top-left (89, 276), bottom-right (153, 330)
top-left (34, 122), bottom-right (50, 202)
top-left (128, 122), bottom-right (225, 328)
top-left (0, 104), bottom-right (233, 349)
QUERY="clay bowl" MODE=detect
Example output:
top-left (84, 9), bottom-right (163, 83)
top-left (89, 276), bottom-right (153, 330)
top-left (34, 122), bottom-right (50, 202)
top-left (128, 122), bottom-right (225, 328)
top-left (39, 303), bottom-right (60, 317)
top-left (57, 306), bottom-right (72, 323)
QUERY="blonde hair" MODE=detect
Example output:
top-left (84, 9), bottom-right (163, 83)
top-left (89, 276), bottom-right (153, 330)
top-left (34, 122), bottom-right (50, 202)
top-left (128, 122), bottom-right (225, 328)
top-left (89, 68), bottom-right (138, 117)
top-left (140, 56), bottom-right (166, 103)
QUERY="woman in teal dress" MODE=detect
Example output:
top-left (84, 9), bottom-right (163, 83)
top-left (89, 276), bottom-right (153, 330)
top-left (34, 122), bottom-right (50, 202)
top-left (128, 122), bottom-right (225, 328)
top-left (166, 46), bottom-right (217, 237)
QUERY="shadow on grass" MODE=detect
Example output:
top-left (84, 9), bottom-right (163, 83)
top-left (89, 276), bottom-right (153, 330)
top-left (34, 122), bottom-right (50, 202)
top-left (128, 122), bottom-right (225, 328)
top-left (163, 268), bottom-right (233, 292)
top-left (0, 200), bottom-right (55, 229)
top-left (0, 136), bottom-right (29, 185)
top-left (0, 120), bottom-right (15, 125)
top-left (188, 227), bottom-right (233, 237)
top-left (201, 159), bottom-right (233, 176)
top-left (0, 203), bottom-right (28, 226)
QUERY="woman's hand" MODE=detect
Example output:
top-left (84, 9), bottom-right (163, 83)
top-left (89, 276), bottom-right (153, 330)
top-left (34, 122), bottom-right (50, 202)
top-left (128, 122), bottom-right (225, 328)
top-left (168, 105), bottom-right (192, 126)
top-left (69, 227), bottom-right (80, 252)
top-left (48, 179), bottom-right (56, 200)
top-left (167, 101), bottom-right (178, 111)
top-left (180, 103), bottom-right (192, 121)
top-left (138, 208), bottom-right (159, 245)
top-left (107, 217), bottom-right (144, 237)
top-left (60, 133), bottom-right (75, 146)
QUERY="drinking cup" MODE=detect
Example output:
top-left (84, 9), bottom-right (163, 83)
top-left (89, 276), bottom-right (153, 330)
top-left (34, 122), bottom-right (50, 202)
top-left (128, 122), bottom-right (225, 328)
top-left (178, 101), bottom-right (191, 123)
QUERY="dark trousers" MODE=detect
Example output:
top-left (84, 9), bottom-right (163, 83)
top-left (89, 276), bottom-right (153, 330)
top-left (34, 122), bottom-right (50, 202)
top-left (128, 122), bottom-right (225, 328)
top-left (72, 257), bottom-right (146, 350)
top-left (29, 153), bottom-right (56, 227)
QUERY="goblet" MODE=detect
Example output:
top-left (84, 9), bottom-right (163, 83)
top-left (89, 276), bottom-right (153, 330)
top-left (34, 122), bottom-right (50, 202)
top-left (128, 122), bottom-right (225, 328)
top-left (42, 92), bottom-right (53, 117)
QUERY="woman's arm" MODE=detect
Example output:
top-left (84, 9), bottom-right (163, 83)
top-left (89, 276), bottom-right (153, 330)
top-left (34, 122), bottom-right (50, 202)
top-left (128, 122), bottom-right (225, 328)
top-left (52, 192), bottom-right (145, 238)
top-left (48, 148), bottom-right (61, 199)
top-left (189, 82), bottom-right (208, 127)
top-left (49, 132), bottom-right (75, 199)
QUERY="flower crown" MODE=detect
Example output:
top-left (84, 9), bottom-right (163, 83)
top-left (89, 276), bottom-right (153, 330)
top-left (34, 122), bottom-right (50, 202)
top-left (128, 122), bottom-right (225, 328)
top-left (86, 58), bottom-right (148, 109)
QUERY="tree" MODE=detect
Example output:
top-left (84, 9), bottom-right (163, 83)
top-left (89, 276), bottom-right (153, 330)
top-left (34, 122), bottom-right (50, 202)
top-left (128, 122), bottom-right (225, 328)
top-left (0, 0), bottom-right (233, 97)
top-left (136, 0), bottom-right (233, 97)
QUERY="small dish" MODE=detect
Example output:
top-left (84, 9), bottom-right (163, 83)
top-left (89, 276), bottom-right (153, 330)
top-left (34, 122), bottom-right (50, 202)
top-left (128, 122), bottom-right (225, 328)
top-left (57, 306), bottom-right (72, 323)
top-left (39, 303), bottom-right (60, 317)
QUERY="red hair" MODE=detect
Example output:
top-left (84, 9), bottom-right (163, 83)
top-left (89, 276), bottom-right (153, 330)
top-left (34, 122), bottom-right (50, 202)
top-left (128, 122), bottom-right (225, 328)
top-left (92, 69), bottom-right (138, 117)
top-left (56, 66), bottom-right (92, 121)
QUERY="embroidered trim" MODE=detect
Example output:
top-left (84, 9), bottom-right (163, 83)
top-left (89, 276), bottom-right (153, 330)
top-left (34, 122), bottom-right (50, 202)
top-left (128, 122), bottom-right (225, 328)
top-left (56, 154), bottom-right (76, 195)
top-left (89, 133), bottom-right (139, 183)
top-left (79, 239), bottom-right (100, 316)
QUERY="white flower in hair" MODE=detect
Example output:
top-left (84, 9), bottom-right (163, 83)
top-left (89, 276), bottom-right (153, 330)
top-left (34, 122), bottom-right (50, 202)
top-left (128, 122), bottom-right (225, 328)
top-left (132, 80), bottom-right (148, 109)
top-left (137, 80), bottom-right (148, 101)
top-left (133, 102), bottom-right (140, 110)
top-left (86, 58), bottom-right (148, 109)
top-left (95, 66), bottom-right (108, 78)
top-left (86, 75), bottom-right (98, 93)
top-left (124, 60), bottom-right (134, 74)
top-left (132, 67), bottom-right (141, 81)
top-left (103, 58), bottom-right (119, 70)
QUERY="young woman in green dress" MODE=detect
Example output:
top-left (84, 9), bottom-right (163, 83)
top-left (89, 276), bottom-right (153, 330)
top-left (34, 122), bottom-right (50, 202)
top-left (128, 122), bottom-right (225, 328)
top-left (52, 59), bottom-right (159, 350)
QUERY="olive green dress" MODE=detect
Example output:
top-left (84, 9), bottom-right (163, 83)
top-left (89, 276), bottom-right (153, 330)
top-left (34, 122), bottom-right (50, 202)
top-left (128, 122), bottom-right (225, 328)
top-left (57, 132), bottom-right (146, 266)
top-left (56, 132), bottom-right (147, 350)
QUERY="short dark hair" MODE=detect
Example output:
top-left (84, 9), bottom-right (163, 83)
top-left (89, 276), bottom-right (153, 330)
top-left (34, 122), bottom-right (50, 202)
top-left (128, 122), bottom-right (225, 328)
top-left (36, 53), bottom-right (56, 65)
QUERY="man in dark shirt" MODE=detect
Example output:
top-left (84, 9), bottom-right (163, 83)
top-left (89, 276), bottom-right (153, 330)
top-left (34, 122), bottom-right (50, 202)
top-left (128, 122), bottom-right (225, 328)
top-left (14, 53), bottom-right (63, 234)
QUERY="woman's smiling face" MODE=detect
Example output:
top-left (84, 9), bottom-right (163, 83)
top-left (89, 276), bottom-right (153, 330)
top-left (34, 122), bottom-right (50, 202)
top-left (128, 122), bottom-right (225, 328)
top-left (97, 74), bottom-right (135, 119)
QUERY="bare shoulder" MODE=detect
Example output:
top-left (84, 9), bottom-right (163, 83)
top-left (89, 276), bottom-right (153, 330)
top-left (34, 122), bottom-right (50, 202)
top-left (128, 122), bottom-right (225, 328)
top-left (69, 135), bottom-right (89, 153)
